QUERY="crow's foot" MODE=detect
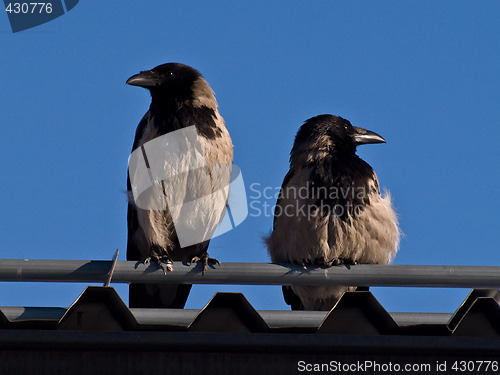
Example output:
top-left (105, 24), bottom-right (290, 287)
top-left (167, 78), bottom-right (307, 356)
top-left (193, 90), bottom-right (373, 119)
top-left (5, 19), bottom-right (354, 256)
top-left (190, 253), bottom-right (220, 275)
top-left (145, 253), bottom-right (173, 275)
top-left (332, 258), bottom-right (358, 266)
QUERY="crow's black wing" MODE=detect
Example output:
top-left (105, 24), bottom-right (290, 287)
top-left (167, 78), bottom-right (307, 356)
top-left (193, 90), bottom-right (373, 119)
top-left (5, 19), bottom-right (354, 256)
top-left (126, 111), bottom-right (194, 308)
top-left (127, 111), bottom-right (149, 263)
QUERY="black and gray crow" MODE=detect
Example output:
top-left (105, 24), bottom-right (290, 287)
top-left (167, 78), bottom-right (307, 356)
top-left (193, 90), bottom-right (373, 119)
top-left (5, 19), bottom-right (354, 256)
top-left (266, 114), bottom-right (399, 311)
top-left (126, 63), bottom-right (233, 308)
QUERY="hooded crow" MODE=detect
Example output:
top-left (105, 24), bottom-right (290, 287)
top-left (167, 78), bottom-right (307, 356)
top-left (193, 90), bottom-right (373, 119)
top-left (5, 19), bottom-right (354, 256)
top-left (126, 63), bottom-right (233, 308)
top-left (266, 114), bottom-right (399, 311)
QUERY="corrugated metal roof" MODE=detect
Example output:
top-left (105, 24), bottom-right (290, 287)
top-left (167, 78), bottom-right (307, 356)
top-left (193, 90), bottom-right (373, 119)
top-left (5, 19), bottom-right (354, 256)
top-left (1, 287), bottom-right (500, 335)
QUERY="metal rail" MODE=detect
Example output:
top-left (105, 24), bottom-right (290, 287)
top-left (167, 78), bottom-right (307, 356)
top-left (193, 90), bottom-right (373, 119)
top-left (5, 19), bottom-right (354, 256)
top-left (0, 259), bottom-right (499, 288)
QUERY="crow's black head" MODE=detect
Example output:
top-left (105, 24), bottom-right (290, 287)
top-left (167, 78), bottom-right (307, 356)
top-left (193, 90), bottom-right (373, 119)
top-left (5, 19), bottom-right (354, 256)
top-left (126, 62), bottom-right (222, 139)
top-left (126, 63), bottom-right (203, 101)
top-left (291, 114), bottom-right (385, 160)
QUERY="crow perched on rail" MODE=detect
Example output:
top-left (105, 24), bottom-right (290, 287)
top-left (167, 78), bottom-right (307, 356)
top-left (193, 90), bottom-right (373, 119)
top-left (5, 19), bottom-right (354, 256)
top-left (126, 63), bottom-right (232, 308)
top-left (266, 114), bottom-right (399, 310)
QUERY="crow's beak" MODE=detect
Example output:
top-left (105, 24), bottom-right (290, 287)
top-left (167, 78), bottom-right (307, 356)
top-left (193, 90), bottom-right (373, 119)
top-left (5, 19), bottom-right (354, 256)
top-left (126, 70), bottom-right (160, 88)
top-left (352, 126), bottom-right (386, 146)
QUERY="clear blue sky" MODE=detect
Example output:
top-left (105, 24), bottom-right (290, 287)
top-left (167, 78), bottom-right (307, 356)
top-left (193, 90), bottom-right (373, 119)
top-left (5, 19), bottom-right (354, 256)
top-left (1, 1), bottom-right (499, 314)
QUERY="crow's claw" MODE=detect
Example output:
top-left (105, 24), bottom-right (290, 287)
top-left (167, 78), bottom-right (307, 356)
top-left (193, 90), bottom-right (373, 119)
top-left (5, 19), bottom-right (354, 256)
top-left (145, 253), bottom-right (173, 274)
top-left (191, 254), bottom-right (220, 275)
top-left (331, 258), bottom-right (358, 266)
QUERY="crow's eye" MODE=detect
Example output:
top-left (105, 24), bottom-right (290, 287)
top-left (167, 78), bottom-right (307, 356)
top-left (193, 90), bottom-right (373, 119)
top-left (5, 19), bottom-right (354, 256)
top-left (344, 125), bottom-right (349, 130)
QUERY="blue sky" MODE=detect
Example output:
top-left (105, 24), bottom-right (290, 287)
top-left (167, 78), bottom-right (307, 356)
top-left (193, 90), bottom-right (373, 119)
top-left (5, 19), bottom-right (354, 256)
top-left (1, 1), bottom-right (499, 314)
